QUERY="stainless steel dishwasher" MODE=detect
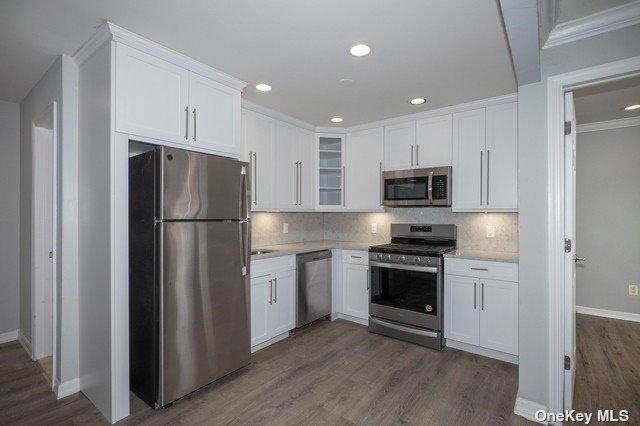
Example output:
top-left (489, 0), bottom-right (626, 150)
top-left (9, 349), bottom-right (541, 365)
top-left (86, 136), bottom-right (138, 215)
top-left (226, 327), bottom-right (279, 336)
top-left (296, 250), bottom-right (332, 327)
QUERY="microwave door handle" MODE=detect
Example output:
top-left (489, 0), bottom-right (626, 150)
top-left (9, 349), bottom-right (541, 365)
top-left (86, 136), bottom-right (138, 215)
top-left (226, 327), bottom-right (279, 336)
top-left (428, 172), bottom-right (433, 205)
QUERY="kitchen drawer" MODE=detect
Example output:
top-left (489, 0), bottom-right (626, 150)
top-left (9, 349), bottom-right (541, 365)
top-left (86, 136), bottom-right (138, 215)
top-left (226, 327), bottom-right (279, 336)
top-left (251, 255), bottom-right (295, 277)
top-left (445, 258), bottom-right (518, 282)
top-left (342, 250), bottom-right (369, 266)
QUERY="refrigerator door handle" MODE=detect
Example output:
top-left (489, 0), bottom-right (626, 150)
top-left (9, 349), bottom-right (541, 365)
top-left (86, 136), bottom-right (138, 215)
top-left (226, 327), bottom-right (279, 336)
top-left (241, 165), bottom-right (249, 219)
top-left (241, 220), bottom-right (250, 276)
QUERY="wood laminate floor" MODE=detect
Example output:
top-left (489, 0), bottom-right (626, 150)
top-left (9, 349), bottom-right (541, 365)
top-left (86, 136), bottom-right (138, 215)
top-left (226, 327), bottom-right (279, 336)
top-left (573, 314), bottom-right (640, 424)
top-left (0, 319), bottom-right (533, 425)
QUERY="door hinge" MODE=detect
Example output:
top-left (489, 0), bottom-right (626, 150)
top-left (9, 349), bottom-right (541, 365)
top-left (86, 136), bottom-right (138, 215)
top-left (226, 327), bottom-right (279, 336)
top-left (48, 251), bottom-right (53, 259)
top-left (564, 121), bottom-right (572, 135)
top-left (564, 238), bottom-right (572, 253)
top-left (564, 355), bottom-right (571, 370)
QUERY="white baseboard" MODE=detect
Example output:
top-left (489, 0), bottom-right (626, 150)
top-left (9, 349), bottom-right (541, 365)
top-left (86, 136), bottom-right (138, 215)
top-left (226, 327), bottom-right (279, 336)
top-left (445, 339), bottom-right (519, 364)
top-left (250, 332), bottom-right (290, 353)
top-left (0, 329), bottom-right (19, 344)
top-left (331, 313), bottom-right (368, 326)
top-left (576, 306), bottom-right (640, 323)
top-left (18, 330), bottom-right (34, 359)
top-left (54, 378), bottom-right (81, 399)
top-left (514, 397), bottom-right (548, 424)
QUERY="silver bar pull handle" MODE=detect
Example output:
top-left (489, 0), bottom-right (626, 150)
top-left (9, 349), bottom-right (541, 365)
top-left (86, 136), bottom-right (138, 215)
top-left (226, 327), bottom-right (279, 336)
top-left (411, 145), bottom-right (414, 167)
top-left (486, 150), bottom-right (490, 205)
top-left (184, 106), bottom-right (189, 140)
top-left (379, 162), bottom-right (383, 206)
top-left (470, 267), bottom-right (489, 271)
top-left (427, 171), bottom-right (433, 205)
top-left (254, 152), bottom-right (258, 205)
top-left (192, 108), bottom-right (197, 141)
top-left (274, 277), bottom-right (277, 303)
top-left (366, 269), bottom-right (370, 291)
top-left (474, 282), bottom-right (477, 309)
top-left (351, 256), bottom-right (362, 259)
top-left (299, 162), bottom-right (303, 206)
top-left (342, 166), bottom-right (346, 207)
top-left (240, 220), bottom-right (249, 276)
top-left (481, 283), bottom-right (485, 310)
top-left (295, 161), bottom-right (299, 205)
top-left (416, 144), bottom-right (419, 165)
top-left (248, 152), bottom-right (254, 205)
top-left (269, 279), bottom-right (273, 305)
top-left (480, 151), bottom-right (483, 205)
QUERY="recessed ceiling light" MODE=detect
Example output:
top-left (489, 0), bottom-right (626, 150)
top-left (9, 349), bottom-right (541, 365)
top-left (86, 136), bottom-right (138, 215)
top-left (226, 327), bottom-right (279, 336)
top-left (331, 117), bottom-right (343, 123)
top-left (625, 104), bottom-right (640, 110)
top-left (410, 97), bottom-right (427, 105)
top-left (349, 44), bottom-right (372, 57)
top-left (255, 83), bottom-right (272, 92)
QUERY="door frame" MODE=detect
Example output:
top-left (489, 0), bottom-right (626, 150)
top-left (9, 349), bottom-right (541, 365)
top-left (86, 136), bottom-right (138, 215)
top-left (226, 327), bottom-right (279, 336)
top-left (546, 56), bottom-right (640, 417)
top-left (31, 101), bottom-right (58, 387)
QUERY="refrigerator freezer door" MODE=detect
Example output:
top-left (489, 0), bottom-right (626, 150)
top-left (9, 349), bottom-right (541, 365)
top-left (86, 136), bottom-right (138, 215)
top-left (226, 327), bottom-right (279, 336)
top-left (160, 221), bottom-right (250, 406)
top-left (160, 147), bottom-right (250, 220)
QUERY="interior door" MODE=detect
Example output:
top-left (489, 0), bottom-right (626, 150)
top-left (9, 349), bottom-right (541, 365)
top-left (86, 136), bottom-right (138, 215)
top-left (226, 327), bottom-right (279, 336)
top-left (160, 221), bottom-right (250, 406)
top-left (563, 91), bottom-right (577, 410)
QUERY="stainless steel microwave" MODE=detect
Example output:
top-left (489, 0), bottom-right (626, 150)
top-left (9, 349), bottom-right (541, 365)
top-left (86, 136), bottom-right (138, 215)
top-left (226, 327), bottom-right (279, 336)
top-left (382, 167), bottom-right (452, 207)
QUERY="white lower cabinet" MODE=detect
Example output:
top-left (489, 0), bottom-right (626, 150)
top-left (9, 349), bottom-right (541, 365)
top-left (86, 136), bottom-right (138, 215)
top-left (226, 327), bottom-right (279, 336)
top-left (340, 251), bottom-right (370, 320)
top-left (444, 258), bottom-right (518, 358)
top-left (250, 256), bottom-right (296, 348)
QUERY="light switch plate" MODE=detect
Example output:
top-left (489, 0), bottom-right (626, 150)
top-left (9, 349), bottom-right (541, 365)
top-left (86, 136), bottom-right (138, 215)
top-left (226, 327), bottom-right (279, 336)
top-left (486, 225), bottom-right (495, 238)
top-left (629, 284), bottom-right (638, 296)
top-left (283, 223), bottom-right (289, 234)
top-left (371, 223), bottom-right (378, 234)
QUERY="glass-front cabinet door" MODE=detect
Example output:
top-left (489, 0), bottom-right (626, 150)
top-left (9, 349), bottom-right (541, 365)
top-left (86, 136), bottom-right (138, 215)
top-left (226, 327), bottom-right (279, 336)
top-left (317, 134), bottom-right (345, 209)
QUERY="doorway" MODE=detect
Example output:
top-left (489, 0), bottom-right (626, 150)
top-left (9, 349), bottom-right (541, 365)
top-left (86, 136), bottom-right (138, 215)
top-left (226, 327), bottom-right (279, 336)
top-left (547, 57), bottom-right (640, 418)
top-left (31, 102), bottom-right (57, 387)
top-left (570, 76), bottom-right (640, 416)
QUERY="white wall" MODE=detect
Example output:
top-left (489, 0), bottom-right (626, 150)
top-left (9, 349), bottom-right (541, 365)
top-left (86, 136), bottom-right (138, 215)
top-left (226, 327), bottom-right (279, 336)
top-left (19, 54), bottom-right (79, 386)
top-left (576, 126), bottom-right (640, 314)
top-left (516, 23), bottom-right (640, 411)
top-left (0, 100), bottom-right (20, 336)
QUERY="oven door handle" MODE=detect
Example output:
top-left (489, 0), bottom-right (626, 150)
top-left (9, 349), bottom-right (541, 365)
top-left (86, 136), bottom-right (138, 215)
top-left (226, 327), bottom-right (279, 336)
top-left (369, 317), bottom-right (440, 338)
top-left (369, 261), bottom-right (439, 274)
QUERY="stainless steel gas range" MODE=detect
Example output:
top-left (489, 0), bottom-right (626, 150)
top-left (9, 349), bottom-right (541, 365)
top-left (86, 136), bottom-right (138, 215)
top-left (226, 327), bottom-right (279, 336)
top-left (368, 224), bottom-right (457, 350)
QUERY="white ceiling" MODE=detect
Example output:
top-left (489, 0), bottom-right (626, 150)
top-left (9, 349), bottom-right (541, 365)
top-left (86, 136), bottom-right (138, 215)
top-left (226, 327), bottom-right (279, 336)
top-left (574, 75), bottom-right (640, 124)
top-left (0, 0), bottom-right (516, 126)
top-left (556, 0), bottom-right (636, 24)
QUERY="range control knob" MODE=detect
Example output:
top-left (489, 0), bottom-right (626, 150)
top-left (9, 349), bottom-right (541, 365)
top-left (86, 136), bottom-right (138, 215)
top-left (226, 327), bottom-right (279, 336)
top-left (385, 254), bottom-right (392, 261)
top-left (415, 257), bottom-right (422, 264)
top-left (400, 255), bottom-right (406, 263)
top-left (377, 253), bottom-right (384, 260)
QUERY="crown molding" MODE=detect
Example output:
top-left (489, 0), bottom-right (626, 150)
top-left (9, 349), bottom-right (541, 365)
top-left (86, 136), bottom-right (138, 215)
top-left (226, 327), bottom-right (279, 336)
top-left (576, 116), bottom-right (640, 133)
top-left (241, 100), bottom-right (315, 131)
top-left (544, 1), bottom-right (640, 49)
top-left (73, 22), bottom-right (246, 90)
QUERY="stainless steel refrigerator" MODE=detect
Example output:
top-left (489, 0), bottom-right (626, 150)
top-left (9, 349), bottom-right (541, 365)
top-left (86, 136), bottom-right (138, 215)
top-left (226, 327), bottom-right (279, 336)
top-left (129, 145), bottom-right (251, 409)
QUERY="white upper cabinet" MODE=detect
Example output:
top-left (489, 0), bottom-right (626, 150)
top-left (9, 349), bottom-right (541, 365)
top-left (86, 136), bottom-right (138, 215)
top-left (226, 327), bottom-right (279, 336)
top-left (415, 115), bottom-right (452, 167)
top-left (241, 110), bottom-right (274, 209)
top-left (297, 130), bottom-right (316, 210)
top-left (452, 108), bottom-right (486, 210)
top-left (384, 122), bottom-right (416, 171)
top-left (274, 123), bottom-right (298, 209)
top-left (345, 127), bottom-right (384, 210)
top-left (116, 44), bottom-right (189, 144)
top-left (115, 44), bottom-right (242, 157)
top-left (452, 103), bottom-right (517, 212)
top-left (188, 72), bottom-right (240, 156)
top-left (485, 103), bottom-right (518, 210)
top-left (317, 134), bottom-right (345, 209)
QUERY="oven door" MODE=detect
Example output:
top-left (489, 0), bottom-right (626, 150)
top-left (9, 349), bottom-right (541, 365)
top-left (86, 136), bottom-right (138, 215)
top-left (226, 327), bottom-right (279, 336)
top-left (369, 261), bottom-right (442, 330)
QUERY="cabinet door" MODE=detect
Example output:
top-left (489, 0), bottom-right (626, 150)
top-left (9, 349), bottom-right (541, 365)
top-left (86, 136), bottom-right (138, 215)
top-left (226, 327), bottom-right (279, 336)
top-left (444, 275), bottom-right (479, 345)
top-left (479, 279), bottom-right (518, 355)
top-left (346, 128), bottom-right (384, 210)
top-left (384, 122), bottom-right (416, 171)
top-left (241, 111), bottom-right (274, 209)
top-left (297, 130), bottom-right (316, 209)
top-left (269, 269), bottom-right (296, 336)
top-left (250, 274), bottom-right (271, 347)
top-left (452, 108), bottom-right (486, 211)
top-left (274, 123), bottom-right (298, 209)
top-left (115, 44), bottom-right (189, 143)
top-left (415, 115), bottom-right (452, 167)
top-left (342, 263), bottom-right (369, 320)
top-left (485, 103), bottom-right (518, 210)
top-left (189, 72), bottom-right (241, 157)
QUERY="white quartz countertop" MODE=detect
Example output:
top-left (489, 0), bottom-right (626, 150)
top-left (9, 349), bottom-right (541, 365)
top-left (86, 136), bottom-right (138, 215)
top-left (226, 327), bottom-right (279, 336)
top-left (444, 249), bottom-right (519, 264)
top-left (251, 240), bottom-right (372, 261)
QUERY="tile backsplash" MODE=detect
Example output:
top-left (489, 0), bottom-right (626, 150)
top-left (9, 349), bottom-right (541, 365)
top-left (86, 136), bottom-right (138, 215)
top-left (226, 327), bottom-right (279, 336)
top-left (252, 208), bottom-right (518, 252)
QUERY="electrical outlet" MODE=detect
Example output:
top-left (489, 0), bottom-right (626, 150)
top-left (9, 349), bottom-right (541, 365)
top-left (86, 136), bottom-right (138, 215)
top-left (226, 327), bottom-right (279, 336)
top-left (371, 223), bottom-right (378, 234)
top-left (283, 223), bottom-right (289, 234)
top-left (629, 284), bottom-right (638, 296)
top-left (486, 225), bottom-right (495, 238)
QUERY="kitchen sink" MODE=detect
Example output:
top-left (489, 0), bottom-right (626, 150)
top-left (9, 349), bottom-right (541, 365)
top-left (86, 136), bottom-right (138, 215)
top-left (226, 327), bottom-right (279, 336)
top-left (251, 248), bottom-right (279, 255)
